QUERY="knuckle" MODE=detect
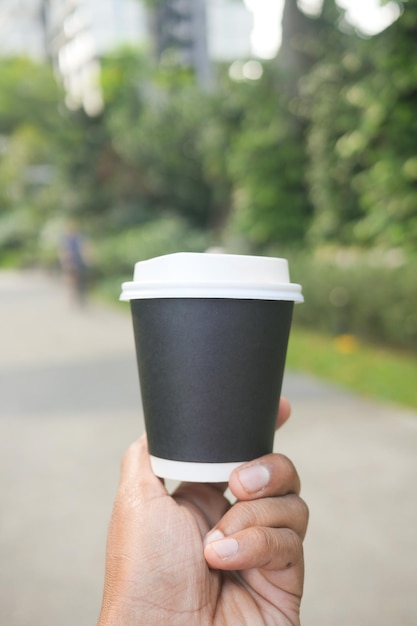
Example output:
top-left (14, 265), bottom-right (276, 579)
top-left (298, 497), bottom-right (309, 527)
top-left (254, 527), bottom-right (303, 570)
top-left (289, 493), bottom-right (309, 523)
top-left (278, 454), bottom-right (301, 491)
top-left (231, 501), bottom-right (259, 529)
top-left (286, 528), bottom-right (303, 554)
top-left (278, 529), bottom-right (303, 569)
top-left (252, 525), bottom-right (273, 551)
top-left (285, 494), bottom-right (309, 539)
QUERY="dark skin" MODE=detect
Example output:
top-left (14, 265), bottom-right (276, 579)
top-left (98, 398), bottom-right (308, 626)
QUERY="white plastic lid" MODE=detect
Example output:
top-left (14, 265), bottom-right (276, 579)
top-left (120, 252), bottom-right (303, 302)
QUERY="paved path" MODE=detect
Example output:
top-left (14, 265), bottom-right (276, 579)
top-left (0, 270), bottom-right (416, 625)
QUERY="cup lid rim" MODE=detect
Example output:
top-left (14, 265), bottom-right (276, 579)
top-left (119, 252), bottom-right (304, 302)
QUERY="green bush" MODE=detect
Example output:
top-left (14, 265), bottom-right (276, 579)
top-left (94, 214), bottom-right (210, 297)
top-left (270, 248), bottom-right (417, 352)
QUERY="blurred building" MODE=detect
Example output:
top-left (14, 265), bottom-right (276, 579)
top-left (151, 0), bottom-right (211, 86)
top-left (0, 0), bottom-right (146, 115)
top-left (47, 0), bottom-right (148, 115)
top-left (151, 0), bottom-right (253, 87)
top-left (0, 0), bottom-right (254, 114)
top-left (208, 0), bottom-right (253, 61)
top-left (0, 0), bottom-right (49, 60)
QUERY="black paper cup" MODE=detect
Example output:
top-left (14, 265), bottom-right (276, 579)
top-left (121, 253), bottom-right (303, 482)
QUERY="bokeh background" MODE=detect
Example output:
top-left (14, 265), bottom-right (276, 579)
top-left (0, 1), bottom-right (416, 624)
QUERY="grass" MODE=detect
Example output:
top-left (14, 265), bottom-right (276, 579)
top-left (286, 326), bottom-right (417, 410)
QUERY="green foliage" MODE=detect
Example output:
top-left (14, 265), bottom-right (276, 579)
top-left (282, 248), bottom-right (417, 351)
top-left (0, 62), bottom-right (63, 261)
top-left (304, 0), bottom-right (417, 251)
top-left (228, 118), bottom-right (311, 247)
top-left (98, 48), bottom-right (224, 231)
top-left (0, 57), bottom-right (63, 134)
top-left (118, 87), bottom-right (213, 227)
top-left (303, 52), bottom-right (365, 244)
top-left (224, 63), bottom-right (313, 250)
top-left (95, 214), bottom-right (209, 279)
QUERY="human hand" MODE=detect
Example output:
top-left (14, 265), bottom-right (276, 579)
top-left (97, 399), bottom-right (308, 626)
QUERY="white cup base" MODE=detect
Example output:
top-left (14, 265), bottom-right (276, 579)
top-left (150, 455), bottom-right (246, 483)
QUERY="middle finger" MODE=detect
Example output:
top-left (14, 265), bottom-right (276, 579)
top-left (206, 494), bottom-right (309, 541)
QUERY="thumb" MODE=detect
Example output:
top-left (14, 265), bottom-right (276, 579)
top-left (99, 436), bottom-right (167, 621)
top-left (119, 435), bottom-right (167, 499)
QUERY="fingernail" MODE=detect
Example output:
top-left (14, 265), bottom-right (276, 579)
top-left (204, 529), bottom-right (225, 547)
top-left (209, 537), bottom-right (239, 560)
top-left (238, 464), bottom-right (270, 493)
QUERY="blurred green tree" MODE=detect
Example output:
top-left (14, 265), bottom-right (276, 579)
top-left (226, 63), bottom-right (313, 250)
top-left (99, 48), bottom-right (233, 233)
top-left (350, 0), bottom-right (417, 250)
top-left (304, 0), bottom-right (417, 251)
top-left (0, 57), bottom-right (62, 134)
top-left (0, 58), bottom-right (64, 263)
top-left (301, 0), bottom-right (366, 245)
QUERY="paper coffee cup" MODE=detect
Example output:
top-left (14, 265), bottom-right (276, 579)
top-left (121, 252), bottom-right (303, 482)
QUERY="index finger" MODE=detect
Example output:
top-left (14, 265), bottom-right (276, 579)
top-left (228, 453), bottom-right (301, 501)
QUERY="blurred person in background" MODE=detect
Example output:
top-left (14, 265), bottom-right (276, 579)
top-left (59, 220), bottom-right (91, 306)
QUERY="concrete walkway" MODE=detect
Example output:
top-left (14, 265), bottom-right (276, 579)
top-left (0, 270), bottom-right (416, 625)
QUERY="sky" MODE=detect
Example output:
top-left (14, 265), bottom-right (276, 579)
top-left (244, 0), bottom-right (402, 58)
